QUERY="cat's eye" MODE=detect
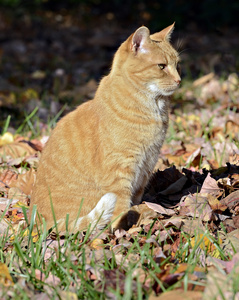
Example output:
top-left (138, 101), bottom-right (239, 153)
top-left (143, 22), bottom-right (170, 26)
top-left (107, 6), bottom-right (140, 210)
top-left (158, 64), bottom-right (166, 70)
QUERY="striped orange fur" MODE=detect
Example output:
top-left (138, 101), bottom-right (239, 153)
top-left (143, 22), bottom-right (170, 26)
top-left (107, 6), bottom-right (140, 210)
top-left (30, 24), bottom-right (181, 233)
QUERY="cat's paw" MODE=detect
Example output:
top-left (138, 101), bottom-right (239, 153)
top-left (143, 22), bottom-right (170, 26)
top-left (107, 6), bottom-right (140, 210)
top-left (111, 209), bottom-right (140, 232)
top-left (110, 212), bottom-right (128, 232)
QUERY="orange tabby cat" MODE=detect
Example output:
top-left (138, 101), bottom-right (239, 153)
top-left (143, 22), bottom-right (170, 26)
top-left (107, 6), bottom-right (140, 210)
top-left (30, 23), bottom-right (181, 232)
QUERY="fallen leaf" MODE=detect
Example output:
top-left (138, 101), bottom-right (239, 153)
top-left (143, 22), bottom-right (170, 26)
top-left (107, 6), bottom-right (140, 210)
top-left (200, 173), bottom-right (221, 196)
top-left (181, 218), bottom-right (205, 236)
top-left (207, 253), bottom-right (239, 274)
top-left (90, 238), bottom-right (104, 250)
top-left (0, 262), bottom-right (13, 286)
top-left (130, 203), bottom-right (158, 227)
top-left (8, 168), bottom-right (36, 196)
top-left (185, 147), bottom-right (202, 167)
top-left (179, 194), bottom-right (213, 221)
top-left (0, 141), bottom-right (36, 159)
top-left (203, 269), bottom-right (239, 300)
top-left (0, 169), bottom-right (18, 189)
top-left (95, 269), bottom-right (138, 297)
top-left (221, 190), bottom-right (239, 211)
top-left (162, 217), bottom-right (183, 229)
top-left (35, 269), bottom-right (61, 285)
top-left (233, 215), bottom-right (239, 229)
top-left (145, 202), bottom-right (175, 216)
top-left (207, 194), bottom-right (227, 212)
top-left (190, 234), bottom-right (222, 253)
top-left (222, 229), bottom-right (239, 254)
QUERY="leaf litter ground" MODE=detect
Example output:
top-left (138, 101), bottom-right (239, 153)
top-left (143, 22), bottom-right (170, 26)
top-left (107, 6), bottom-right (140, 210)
top-left (0, 10), bottom-right (239, 300)
top-left (0, 72), bottom-right (239, 299)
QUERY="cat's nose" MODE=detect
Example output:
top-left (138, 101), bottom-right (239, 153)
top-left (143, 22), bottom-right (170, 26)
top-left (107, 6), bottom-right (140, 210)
top-left (175, 79), bottom-right (181, 85)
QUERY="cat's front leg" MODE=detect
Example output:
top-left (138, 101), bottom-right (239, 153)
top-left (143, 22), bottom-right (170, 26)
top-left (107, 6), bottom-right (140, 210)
top-left (110, 193), bottom-right (141, 231)
top-left (109, 190), bottom-right (132, 231)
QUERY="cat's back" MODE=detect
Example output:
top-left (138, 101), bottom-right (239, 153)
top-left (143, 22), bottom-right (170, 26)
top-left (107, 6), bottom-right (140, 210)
top-left (31, 99), bottom-right (101, 213)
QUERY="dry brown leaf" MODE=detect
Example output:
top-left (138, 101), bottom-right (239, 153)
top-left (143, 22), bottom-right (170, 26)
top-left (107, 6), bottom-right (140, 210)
top-left (226, 119), bottom-right (239, 139)
top-left (222, 229), bottom-right (239, 254)
top-left (162, 217), bottom-right (183, 229)
top-left (0, 141), bottom-right (36, 159)
top-left (145, 202), bottom-right (175, 216)
top-left (233, 215), bottom-right (239, 229)
top-left (229, 153), bottom-right (239, 166)
top-left (185, 147), bottom-right (202, 167)
top-left (8, 168), bottom-right (36, 196)
top-left (207, 194), bottom-right (227, 212)
top-left (181, 218), bottom-right (205, 236)
top-left (153, 268), bottom-right (184, 295)
top-left (206, 253), bottom-right (239, 274)
top-left (23, 154), bottom-right (40, 168)
top-left (0, 169), bottom-right (18, 188)
top-left (231, 173), bottom-right (239, 186)
top-left (180, 194), bottom-right (213, 221)
top-left (96, 269), bottom-right (138, 297)
top-left (221, 190), bottom-right (239, 211)
top-left (35, 269), bottom-right (61, 286)
top-left (130, 203), bottom-right (158, 227)
top-left (200, 173), bottom-right (221, 197)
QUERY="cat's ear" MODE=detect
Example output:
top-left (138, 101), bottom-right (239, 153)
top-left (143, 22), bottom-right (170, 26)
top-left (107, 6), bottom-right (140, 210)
top-left (150, 23), bottom-right (175, 42)
top-left (131, 26), bottom-right (150, 54)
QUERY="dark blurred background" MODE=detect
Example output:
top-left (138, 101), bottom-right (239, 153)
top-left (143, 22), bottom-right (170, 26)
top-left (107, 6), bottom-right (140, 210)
top-left (0, 0), bottom-right (238, 126)
top-left (1, 0), bottom-right (239, 29)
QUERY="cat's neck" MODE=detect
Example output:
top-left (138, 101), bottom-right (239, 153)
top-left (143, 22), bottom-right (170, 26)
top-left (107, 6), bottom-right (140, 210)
top-left (95, 73), bottom-right (169, 121)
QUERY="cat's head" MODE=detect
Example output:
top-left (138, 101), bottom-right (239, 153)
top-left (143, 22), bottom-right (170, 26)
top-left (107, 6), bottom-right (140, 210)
top-left (114, 24), bottom-right (181, 97)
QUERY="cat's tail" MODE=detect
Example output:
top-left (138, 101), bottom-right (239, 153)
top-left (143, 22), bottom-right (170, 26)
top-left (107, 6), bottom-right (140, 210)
top-left (74, 193), bottom-right (117, 231)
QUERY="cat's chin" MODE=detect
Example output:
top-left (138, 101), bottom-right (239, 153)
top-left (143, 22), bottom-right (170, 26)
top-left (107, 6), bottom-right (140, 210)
top-left (160, 89), bottom-right (176, 96)
top-left (148, 84), bottom-right (177, 97)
